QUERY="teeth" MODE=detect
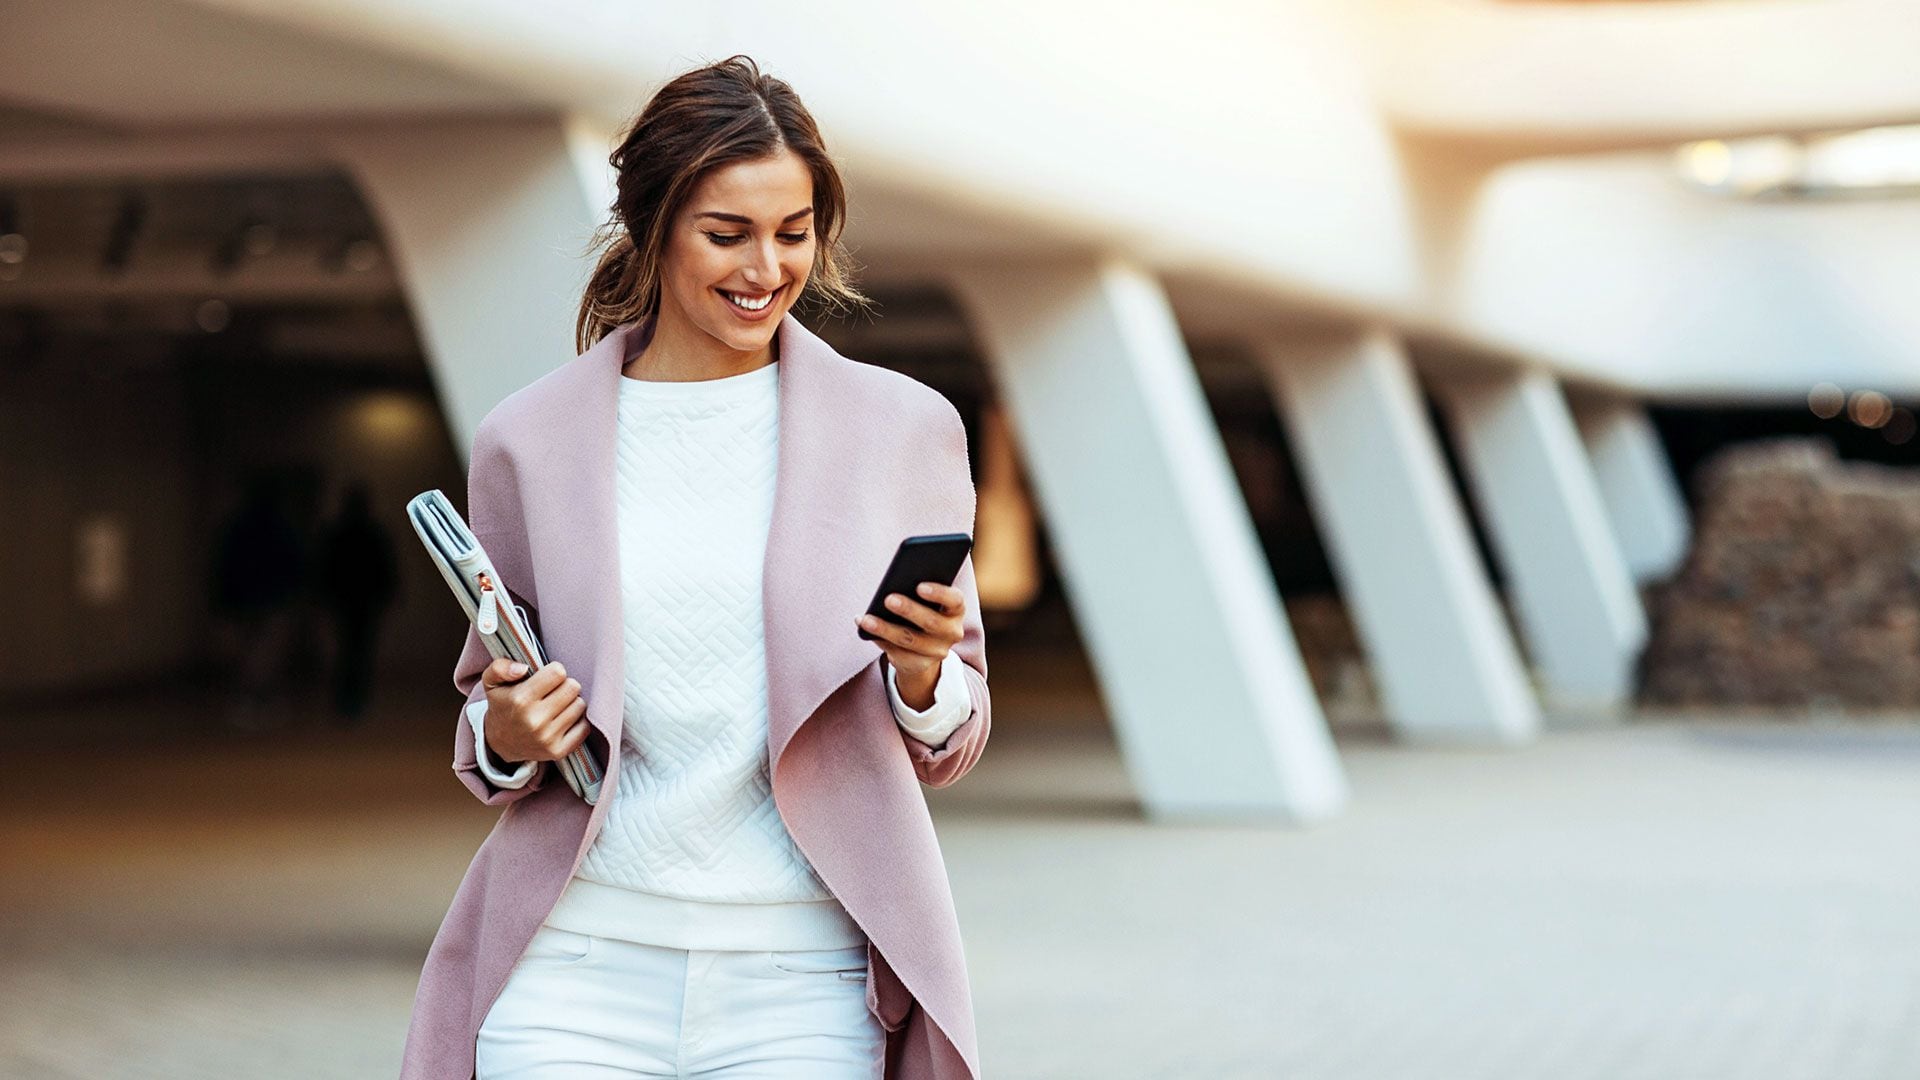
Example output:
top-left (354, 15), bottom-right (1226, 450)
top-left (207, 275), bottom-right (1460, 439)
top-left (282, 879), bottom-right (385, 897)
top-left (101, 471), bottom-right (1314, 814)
top-left (724, 288), bottom-right (774, 311)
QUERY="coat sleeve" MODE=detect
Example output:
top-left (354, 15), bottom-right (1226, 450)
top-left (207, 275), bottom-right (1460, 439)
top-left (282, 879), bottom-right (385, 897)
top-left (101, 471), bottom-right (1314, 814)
top-left (900, 399), bottom-right (991, 789)
top-left (884, 648), bottom-right (973, 748)
top-left (449, 420), bottom-right (551, 807)
top-left (902, 554), bottom-right (991, 788)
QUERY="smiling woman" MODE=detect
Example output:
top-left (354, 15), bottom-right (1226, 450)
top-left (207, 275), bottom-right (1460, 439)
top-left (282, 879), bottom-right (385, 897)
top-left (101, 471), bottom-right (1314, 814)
top-left (698, 202), bottom-right (814, 322)
top-left (573, 58), bottom-right (870, 361)
top-left (402, 54), bottom-right (992, 1080)
top-left (623, 151), bottom-right (820, 367)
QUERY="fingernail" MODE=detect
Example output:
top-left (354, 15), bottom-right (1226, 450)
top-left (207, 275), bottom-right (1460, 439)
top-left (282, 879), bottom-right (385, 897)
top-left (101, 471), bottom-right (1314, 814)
top-left (509, 662), bottom-right (528, 677)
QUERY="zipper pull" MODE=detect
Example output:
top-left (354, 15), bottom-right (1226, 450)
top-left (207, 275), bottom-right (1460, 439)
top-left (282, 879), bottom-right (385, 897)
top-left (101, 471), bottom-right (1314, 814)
top-left (477, 573), bottom-right (499, 635)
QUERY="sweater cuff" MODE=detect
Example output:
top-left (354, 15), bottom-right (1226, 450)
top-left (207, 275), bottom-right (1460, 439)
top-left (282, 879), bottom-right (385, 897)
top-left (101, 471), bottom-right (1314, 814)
top-left (467, 698), bottom-right (539, 790)
top-left (886, 650), bottom-right (973, 749)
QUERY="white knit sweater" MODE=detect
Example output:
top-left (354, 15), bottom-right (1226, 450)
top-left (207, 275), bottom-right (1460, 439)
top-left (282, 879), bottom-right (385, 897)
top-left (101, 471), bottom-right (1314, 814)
top-left (467, 358), bottom-right (972, 951)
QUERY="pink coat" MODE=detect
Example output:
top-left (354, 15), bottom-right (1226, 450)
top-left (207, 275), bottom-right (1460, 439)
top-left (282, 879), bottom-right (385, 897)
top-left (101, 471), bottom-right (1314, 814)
top-left (399, 312), bottom-right (992, 1079)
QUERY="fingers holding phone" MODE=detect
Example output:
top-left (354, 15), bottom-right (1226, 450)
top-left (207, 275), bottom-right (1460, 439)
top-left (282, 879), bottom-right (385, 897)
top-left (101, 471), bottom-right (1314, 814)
top-left (858, 534), bottom-right (972, 642)
top-left (857, 534), bottom-right (973, 711)
top-left (859, 580), bottom-right (966, 659)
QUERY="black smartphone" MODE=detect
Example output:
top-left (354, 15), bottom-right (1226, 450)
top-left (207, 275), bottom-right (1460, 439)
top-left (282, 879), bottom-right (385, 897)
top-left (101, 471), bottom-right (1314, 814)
top-left (858, 533), bottom-right (974, 640)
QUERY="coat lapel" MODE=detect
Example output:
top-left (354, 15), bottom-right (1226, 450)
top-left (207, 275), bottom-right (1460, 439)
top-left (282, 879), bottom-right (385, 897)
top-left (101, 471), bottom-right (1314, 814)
top-left (761, 314), bottom-right (889, 770)
top-left (520, 322), bottom-right (630, 752)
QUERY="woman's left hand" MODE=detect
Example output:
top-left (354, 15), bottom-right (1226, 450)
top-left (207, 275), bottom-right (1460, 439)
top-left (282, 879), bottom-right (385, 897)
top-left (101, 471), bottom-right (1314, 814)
top-left (858, 581), bottom-right (966, 708)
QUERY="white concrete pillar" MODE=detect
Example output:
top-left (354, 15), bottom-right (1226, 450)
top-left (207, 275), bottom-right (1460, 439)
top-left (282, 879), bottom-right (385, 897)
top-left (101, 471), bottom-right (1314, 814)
top-left (1573, 397), bottom-right (1692, 583)
top-left (1258, 329), bottom-right (1539, 743)
top-left (1436, 369), bottom-right (1648, 707)
top-left (332, 116), bottom-right (605, 457)
top-left (948, 258), bottom-right (1348, 823)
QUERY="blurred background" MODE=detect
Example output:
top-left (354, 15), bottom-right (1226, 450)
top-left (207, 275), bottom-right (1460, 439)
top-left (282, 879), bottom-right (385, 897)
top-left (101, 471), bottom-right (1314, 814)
top-left (4, 1), bottom-right (1920, 1077)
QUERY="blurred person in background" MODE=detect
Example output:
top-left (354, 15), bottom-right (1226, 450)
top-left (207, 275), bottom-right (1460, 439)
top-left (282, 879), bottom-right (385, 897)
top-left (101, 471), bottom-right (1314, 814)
top-left (315, 479), bottom-right (400, 725)
top-left (401, 56), bottom-right (993, 1080)
top-left (210, 471), bottom-right (309, 729)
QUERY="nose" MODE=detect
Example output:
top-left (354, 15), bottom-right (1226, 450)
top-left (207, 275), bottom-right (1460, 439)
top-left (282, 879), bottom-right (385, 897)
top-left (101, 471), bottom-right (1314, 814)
top-left (740, 236), bottom-right (780, 290)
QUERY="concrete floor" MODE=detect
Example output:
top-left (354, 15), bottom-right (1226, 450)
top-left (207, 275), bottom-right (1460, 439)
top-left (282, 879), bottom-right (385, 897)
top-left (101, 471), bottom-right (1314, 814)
top-left (5, 682), bottom-right (1920, 1079)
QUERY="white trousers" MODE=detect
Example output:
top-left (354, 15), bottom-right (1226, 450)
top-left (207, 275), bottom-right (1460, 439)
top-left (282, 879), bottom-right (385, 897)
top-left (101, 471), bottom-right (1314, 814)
top-left (476, 924), bottom-right (886, 1079)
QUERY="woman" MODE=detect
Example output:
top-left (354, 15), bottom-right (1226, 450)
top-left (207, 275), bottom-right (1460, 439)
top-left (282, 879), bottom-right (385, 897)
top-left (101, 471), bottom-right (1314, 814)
top-left (400, 56), bottom-right (992, 1080)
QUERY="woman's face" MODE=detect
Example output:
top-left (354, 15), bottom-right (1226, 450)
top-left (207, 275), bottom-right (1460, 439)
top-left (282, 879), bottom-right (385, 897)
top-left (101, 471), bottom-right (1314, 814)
top-left (658, 149), bottom-right (817, 356)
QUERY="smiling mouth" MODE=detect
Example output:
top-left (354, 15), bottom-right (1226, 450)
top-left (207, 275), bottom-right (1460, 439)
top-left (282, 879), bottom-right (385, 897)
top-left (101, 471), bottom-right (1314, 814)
top-left (719, 284), bottom-right (782, 312)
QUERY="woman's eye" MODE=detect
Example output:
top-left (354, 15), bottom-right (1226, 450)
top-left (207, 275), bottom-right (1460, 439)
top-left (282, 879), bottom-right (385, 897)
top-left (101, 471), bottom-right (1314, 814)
top-left (704, 231), bottom-right (808, 245)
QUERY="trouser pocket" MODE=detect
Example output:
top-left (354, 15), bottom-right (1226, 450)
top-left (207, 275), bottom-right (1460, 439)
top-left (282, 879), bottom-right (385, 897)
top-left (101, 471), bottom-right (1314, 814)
top-left (766, 944), bottom-right (870, 978)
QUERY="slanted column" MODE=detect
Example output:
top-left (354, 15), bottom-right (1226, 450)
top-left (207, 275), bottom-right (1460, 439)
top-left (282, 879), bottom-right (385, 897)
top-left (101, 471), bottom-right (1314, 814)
top-left (1258, 328), bottom-right (1539, 743)
top-left (1572, 396), bottom-right (1692, 584)
top-left (948, 258), bottom-right (1348, 823)
top-left (333, 116), bottom-right (605, 456)
top-left (1435, 369), bottom-right (1648, 707)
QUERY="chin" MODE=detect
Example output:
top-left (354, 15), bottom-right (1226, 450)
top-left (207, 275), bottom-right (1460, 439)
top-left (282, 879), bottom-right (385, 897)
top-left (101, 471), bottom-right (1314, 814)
top-left (705, 313), bottom-right (779, 349)
top-left (713, 323), bottom-right (775, 352)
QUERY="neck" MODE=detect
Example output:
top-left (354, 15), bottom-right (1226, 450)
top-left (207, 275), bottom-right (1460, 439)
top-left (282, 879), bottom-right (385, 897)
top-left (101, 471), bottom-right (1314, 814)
top-left (622, 302), bottom-right (777, 382)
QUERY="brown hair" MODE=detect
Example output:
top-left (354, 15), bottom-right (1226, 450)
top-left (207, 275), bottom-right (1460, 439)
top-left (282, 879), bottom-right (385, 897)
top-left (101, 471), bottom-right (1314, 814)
top-left (574, 55), bottom-right (871, 354)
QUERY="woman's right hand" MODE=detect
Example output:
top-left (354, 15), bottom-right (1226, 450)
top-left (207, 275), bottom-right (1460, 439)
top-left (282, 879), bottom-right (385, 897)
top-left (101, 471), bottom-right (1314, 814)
top-left (480, 658), bottom-right (591, 766)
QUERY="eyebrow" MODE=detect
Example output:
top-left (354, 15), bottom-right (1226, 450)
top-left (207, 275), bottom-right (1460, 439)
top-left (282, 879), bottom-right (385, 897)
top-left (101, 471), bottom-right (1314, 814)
top-left (694, 208), bottom-right (814, 225)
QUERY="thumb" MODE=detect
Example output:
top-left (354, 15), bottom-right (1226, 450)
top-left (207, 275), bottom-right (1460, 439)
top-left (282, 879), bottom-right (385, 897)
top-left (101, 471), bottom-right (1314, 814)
top-left (484, 658), bottom-right (530, 687)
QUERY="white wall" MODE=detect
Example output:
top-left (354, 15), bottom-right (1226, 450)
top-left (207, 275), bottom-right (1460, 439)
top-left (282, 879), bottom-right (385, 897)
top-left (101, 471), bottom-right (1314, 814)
top-left (1347, 0), bottom-right (1920, 143)
top-left (1453, 153), bottom-right (1920, 400)
top-left (182, 0), bottom-right (1425, 310)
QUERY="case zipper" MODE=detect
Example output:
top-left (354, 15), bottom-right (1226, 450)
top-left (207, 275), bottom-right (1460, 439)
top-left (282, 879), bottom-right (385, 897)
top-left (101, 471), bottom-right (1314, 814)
top-left (476, 572), bottom-right (499, 635)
